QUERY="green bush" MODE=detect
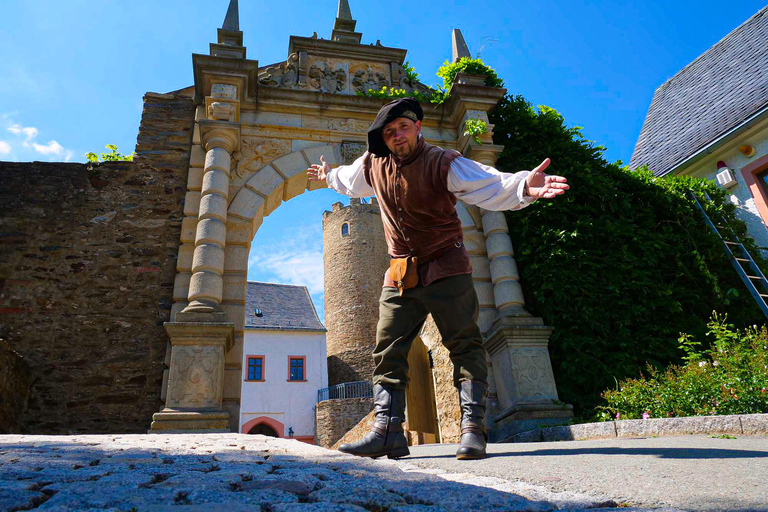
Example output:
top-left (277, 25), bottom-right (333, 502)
top-left (436, 57), bottom-right (504, 89)
top-left (600, 314), bottom-right (768, 419)
top-left (85, 144), bottom-right (134, 163)
top-left (489, 94), bottom-right (768, 416)
top-left (355, 85), bottom-right (447, 105)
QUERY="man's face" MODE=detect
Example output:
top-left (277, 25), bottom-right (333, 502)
top-left (382, 118), bottom-right (421, 158)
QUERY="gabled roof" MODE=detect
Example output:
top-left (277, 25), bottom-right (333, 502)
top-left (245, 281), bottom-right (326, 332)
top-left (630, 7), bottom-right (768, 176)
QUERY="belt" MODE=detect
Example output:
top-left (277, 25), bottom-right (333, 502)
top-left (391, 240), bottom-right (463, 265)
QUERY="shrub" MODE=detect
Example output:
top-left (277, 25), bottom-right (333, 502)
top-left (436, 57), bottom-right (504, 89)
top-left (489, 94), bottom-right (768, 416)
top-left (85, 144), bottom-right (134, 163)
top-left (600, 313), bottom-right (768, 419)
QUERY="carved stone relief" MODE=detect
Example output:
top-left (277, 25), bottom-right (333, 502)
top-left (340, 142), bottom-right (367, 164)
top-left (258, 53), bottom-right (300, 89)
top-left (308, 62), bottom-right (348, 93)
top-left (207, 102), bottom-right (236, 122)
top-left (235, 137), bottom-right (292, 179)
top-left (328, 118), bottom-right (368, 133)
top-left (511, 348), bottom-right (558, 400)
top-left (166, 346), bottom-right (223, 409)
top-left (352, 66), bottom-right (389, 93)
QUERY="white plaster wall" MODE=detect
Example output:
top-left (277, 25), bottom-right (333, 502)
top-left (239, 329), bottom-right (328, 438)
top-left (683, 119), bottom-right (768, 254)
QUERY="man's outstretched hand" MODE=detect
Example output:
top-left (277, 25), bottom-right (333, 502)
top-left (526, 158), bottom-right (569, 199)
top-left (307, 156), bottom-right (330, 182)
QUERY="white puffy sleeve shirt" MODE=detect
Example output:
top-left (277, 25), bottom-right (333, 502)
top-left (326, 153), bottom-right (535, 211)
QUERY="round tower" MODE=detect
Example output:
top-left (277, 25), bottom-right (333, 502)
top-left (323, 198), bottom-right (390, 387)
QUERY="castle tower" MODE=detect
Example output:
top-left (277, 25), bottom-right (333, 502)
top-left (322, 198), bottom-right (390, 387)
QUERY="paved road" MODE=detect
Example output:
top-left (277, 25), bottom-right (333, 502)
top-left (400, 435), bottom-right (768, 512)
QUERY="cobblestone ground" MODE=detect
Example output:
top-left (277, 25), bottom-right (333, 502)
top-left (0, 434), bottom-right (683, 512)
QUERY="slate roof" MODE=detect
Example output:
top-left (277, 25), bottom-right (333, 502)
top-left (630, 7), bottom-right (768, 176)
top-left (245, 281), bottom-right (326, 332)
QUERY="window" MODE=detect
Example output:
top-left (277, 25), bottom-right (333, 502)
top-left (288, 356), bottom-right (306, 381)
top-left (341, 223), bottom-right (350, 236)
top-left (246, 355), bottom-right (265, 382)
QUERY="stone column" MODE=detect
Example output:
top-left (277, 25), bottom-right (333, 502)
top-left (461, 109), bottom-right (572, 442)
top-left (150, 85), bottom-right (240, 433)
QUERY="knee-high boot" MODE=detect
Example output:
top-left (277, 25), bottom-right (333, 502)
top-left (338, 384), bottom-right (410, 459)
top-left (456, 380), bottom-right (488, 460)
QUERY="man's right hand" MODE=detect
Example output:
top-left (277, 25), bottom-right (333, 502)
top-left (307, 156), bottom-right (330, 182)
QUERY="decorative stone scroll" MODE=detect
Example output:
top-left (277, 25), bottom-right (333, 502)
top-left (308, 63), bottom-right (348, 93)
top-left (340, 142), bottom-right (367, 164)
top-left (258, 53), bottom-right (299, 89)
top-left (236, 137), bottom-right (291, 179)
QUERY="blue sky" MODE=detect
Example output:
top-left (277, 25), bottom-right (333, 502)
top-left (2, 0), bottom-right (765, 321)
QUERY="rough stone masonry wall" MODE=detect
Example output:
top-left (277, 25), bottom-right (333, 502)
top-left (322, 200), bottom-right (390, 387)
top-left (0, 339), bottom-right (31, 433)
top-left (315, 397), bottom-right (373, 448)
top-left (0, 92), bottom-right (194, 434)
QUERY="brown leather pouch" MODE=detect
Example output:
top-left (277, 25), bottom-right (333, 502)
top-left (390, 256), bottom-right (419, 295)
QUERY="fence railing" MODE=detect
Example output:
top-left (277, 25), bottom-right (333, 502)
top-left (317, 380), bottom-right (373, 403)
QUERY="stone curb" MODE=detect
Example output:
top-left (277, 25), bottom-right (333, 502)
top-left (507, 413), bottom-right (768, 443)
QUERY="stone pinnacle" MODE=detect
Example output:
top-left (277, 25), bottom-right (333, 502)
top-left (222, 0), bottom-right (239, 31)
top-left (337, 0), bottom-right (352, 20)
top-left (452, 28), bottom-right (472, 62)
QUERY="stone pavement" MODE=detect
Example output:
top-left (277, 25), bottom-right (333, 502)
top-left (0, 434), bottom-right (684, 512)
top-left (400, 436), bottom-right (768, 512)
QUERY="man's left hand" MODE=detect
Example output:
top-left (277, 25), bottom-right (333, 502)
top-left (525, 158), bottom-right (569, 199)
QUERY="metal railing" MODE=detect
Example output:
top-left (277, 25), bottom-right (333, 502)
top-left (317, 380), bottom-right (373, 403)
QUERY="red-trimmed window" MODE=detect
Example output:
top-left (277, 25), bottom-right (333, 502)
top-left (246, 355), bottom-right (265, 382)
top-left (288, 356), bottom-right (306, 382)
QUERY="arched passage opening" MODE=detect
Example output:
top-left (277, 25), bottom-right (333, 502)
top-left (241, 415), bottom-right (285, 437)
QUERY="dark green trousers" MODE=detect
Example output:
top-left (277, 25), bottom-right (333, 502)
top-left (372, 273), bottom-right (488, 390)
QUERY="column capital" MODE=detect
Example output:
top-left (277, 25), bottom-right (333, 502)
top-left (199, 119), bottom-right (241, 153)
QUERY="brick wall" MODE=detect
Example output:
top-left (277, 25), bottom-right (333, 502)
top-left (0, 339), bottom-right (31, 433)
top-left (0, 92), bottom-right (195, 434)
top-left (315, 398), bottom-right (374, 448)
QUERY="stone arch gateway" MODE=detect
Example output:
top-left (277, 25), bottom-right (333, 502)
top-left (149, 0), bottom-right (572, 441)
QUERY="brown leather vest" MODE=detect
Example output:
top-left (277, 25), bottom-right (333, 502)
top-left (363, 136), bottom-right (473, 287)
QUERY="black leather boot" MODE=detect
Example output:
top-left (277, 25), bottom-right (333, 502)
top-left (338, 384), bottom-right (410, 459)
top-left (456, 380), bottom-right (488, 460)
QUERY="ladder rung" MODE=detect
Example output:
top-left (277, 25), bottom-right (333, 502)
top-left (724, 241), bottom-right (739, 245)
top-left (747, 275), bottom-right (762, 280)
top-left (735, 258), bottom-right (750, 262)
top-left (761, 294), bottom-right (768, 299)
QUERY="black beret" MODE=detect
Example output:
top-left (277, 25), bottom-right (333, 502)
top-left (367, 98), bottom-right (424, 157)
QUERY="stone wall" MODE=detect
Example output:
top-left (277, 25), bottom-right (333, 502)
top-left (0, 339), bottom-right (31, 433)
top-left (315, 397), bottom-right (373, 448)
top-left (322, 199), bottom-right (389, 387)
top-left (0, 92), bottom-right (195, 434)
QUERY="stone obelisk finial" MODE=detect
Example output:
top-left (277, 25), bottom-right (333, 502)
top-left (222, 0), bottom-right (239, 31)
top-left (452, 28), bottom-right (472, 62)
top-left (332, 0), bottom-right (362, 44)
top-left (212, 0), bottom-right (245, 58)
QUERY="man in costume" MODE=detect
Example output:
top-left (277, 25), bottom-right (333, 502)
top-left (307, 98), bottom-right (568, 460)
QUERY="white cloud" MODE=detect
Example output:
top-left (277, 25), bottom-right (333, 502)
top-left (251, 248), bottom-right (325, 295)
top-left (30, 140), bottom-right (64, 156)
top-left (0, 141), bottom-right (11, 155)
top-left (22, 127), bottom-right (38, 140)
top-left (7, 124), bottom-right (22, 135)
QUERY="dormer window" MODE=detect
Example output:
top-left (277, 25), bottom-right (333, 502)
top-left (254, 308), bottom-right (263, 317)
top-left (341, 223), bottom-right (350, 236)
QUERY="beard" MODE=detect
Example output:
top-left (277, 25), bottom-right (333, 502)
top-left (391, 138), bottom-right (416, 158)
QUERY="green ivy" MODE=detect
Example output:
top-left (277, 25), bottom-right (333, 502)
top-left (356, 86), bottom-right (448, 105)
top-left (463, 119), bottom-right (488, 144)
top-left (436, 57), bottom-right (504, 89)
top-left (489, 94), bottom-right (768, 416)
top-left (402, 60), bottom-right (419, 85)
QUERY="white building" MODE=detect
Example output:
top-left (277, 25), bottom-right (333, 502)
top-left (630, 6), bottom-right (768, 251)
top-left (239, 281), bottom-right (327, 444)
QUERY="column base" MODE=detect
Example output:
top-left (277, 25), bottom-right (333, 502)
top-left (489, 400), bottom-right (574, 442)
top-left (149, 410), bottom-right (231, 433)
